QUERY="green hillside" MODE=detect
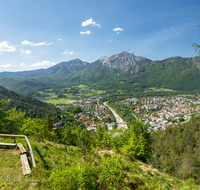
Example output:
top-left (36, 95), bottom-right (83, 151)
top-left (62, 56), bottom-right (200, 93)
top-left (1, 137), bottom-right (199, 190)
top-left (0, 85), bottom-right (62, 119)
top-left (0, 53), bottom-right (199, 95)
top-left (0, 77), bottom-right (63, 96)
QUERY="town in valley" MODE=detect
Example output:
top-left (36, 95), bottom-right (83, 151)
top-left (52, 94), bottom-right (200, 132)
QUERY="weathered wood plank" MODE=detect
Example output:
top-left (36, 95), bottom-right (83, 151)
top-left (20, 154), bottom-right (31, 175)
top-left (0, 142), bottom-right (16, 146)
top-left (17, 143), bottom-right (27, 154)
top-left (0, 134), bottom-right (25, 137)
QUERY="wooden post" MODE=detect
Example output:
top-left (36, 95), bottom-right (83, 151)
top-left (13, 137), bottom-right (16, 143)
top-left (25, 136), bottom-right (36, 168)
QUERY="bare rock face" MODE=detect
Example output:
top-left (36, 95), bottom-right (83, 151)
top-left (192, 56), bottom-right (200, 70)
top-left (99, 51), bottom-right (149, 71)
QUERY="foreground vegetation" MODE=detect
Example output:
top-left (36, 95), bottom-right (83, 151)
top-left (150, 117), bottom-right (200, 182)
top-left (1, 99), bottom-right (200, 189)
top-left (1, 137), bottom-right (199, 190)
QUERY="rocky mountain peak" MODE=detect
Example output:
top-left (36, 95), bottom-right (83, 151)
top-left (99, 51), bottom-right (149, 71)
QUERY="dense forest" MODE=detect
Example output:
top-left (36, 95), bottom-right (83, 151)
top-left (150, 117), bottom-right (200, 182)
top-left (0, 85), bottom-right (62, 119)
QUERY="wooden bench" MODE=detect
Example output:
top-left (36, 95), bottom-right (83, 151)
top-left (17, 143), bottom-right (27, 155)
top-left (20, 154), bottom-right (31, 175)
top-left (0, 142), bottom-right (16, 146)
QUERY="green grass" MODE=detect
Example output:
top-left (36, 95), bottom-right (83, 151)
top-left (77, 84), bottom-right (87, 88)
top-left (149, 87), bottom-right (176, 92)
top-left (132, 83), bottom-right (139, 85)
top-left (44, 98), bottom-right (70, 104)
top-left (96, 90), bottom-right (106, 94)
top-left (0, 137), bottom-right (200, 189)
top-left (161, 88), bottom-right (176, 92)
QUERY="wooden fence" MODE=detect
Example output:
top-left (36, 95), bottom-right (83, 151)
top-left (0, 134), bottom-right (36, 168)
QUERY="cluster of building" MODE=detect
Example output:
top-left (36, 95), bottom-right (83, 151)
top-left (55, 93), bottom-right (200, 133)
top-left (133, 95), bottom-right (200, 132)
top-left (68, 98), bottom-right (114, 132)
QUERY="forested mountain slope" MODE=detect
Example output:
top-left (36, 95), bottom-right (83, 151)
top-left (0, 77), bottom-right (63, 96)
top-left (65, 54), bottom-right (200, 92)
top-left (0, 59), bottom-right (89, 82)
top-left (0, 52), bottom-right (200, 94)
top-left (0, 85), bottom-right (62, 119)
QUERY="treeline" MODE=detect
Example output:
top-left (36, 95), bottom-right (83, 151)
top-left (150, 117), bottom-right (200, 183)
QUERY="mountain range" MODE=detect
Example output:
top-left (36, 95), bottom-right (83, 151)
top-left (0, 51), bottom-right (200, 95)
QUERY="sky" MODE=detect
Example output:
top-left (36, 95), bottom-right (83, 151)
top-left (0, 0), bottom-right (199, 72)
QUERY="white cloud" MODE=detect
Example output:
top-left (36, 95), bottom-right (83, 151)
top-left (32, 61), bottom-right (56, 67)
top-left (20, 62), bottom-right (25, 66)
top-left (1, 64), bottom-right (13, 68)
top-left (82, 18), bottom-right (101, 28)
top-left (0, 41), bottom-right (16, 53)
top-left (58, 38), bottom-right (62, 41)
top-left (80, 31), bottom-right (91, 35)
top-left (113, 28), bottom-right (124, 32)
top-left (21, 40), bottom-right (53, 46)
top-left (63, 49), bottom-right (73, 55)
top-left (21, 50), bottom-right (31, 54)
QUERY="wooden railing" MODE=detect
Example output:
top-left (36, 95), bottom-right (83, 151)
top-left (0, 134), bottom-right (36, 168)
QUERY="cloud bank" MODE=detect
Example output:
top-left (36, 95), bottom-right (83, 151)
top-left (32, 61), bottom-right (56, 67)
top-left (0, 41), bottom-right (16, 53)
top-left (80, 31), bottom-right (91, 35)
top-left (1, 64), bottom-right (13, 68)
top-left (21, 50), bottom-right (31, 54)
top-left (113, 28), bottom-right (124, 34)
top-left (113, 28), bottom-right (124, 32)
top-left (82, 18), bottom-right (101, 28)
top-left (63, 49), bottom-right (73, 55)
top-left (21, 40), bottom-right (53, 46)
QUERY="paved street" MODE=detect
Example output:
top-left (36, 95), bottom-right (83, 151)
top-left (104, 102), bottom-right (127, 129)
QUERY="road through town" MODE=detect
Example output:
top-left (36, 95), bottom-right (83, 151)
top-left (103, 102), bottom-right (128, 129)
top-left (103, 102), bottom-right (123, 123)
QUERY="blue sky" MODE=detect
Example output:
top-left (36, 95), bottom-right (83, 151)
top-left (0, 0), bottom-right (199, 72)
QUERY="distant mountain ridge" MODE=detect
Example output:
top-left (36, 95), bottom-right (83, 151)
top-left (100, 51), bottom-right (151, 72)
top-left (0, 59), bottom-right (89, 80)
top-left (0, 52), bottom-right (200, 94)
